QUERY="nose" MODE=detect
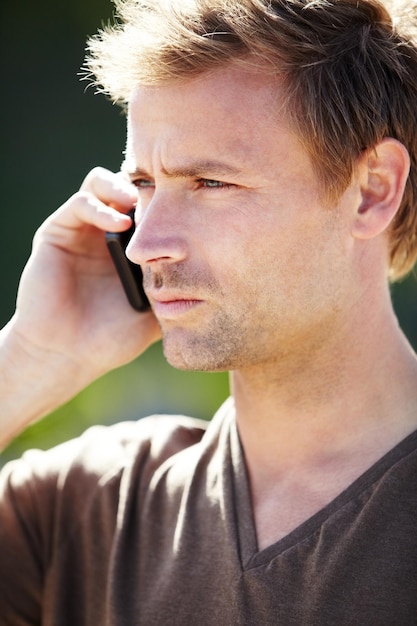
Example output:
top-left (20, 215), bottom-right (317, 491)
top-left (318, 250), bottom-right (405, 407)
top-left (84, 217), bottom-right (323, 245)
top-left (125, 191), bottom-right (188, 268)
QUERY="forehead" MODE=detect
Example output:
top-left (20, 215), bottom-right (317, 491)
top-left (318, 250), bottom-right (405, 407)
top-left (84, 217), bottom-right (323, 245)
top-left (124, 65), bottom-right (296, 170)
top-left (129, 64), bottom-right (283, 114)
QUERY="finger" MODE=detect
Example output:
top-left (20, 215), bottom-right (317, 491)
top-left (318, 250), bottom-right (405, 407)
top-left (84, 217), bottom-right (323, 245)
top-left (80, 166), bottom-right (138, 208)
top-left (38, 192), bottom-right (133, 239)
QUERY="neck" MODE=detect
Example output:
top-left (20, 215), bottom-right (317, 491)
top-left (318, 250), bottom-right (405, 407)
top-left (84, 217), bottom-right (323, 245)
top-left (228, 284), bottom-right (417, 550)
top-left (230, 298), bottom-right (417, 474)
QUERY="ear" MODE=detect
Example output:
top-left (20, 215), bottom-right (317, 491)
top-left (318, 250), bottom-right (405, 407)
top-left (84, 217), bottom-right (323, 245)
top-left (351, 138), bottom-right (410, 240)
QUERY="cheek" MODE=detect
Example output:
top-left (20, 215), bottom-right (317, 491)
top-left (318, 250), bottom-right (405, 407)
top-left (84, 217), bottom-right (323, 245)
top-left (225, 211), bottom-right (345, 307)
top-left (191, 196), bottom-right (343, 303)
top-left (194, 210), bottom-right (281, 302)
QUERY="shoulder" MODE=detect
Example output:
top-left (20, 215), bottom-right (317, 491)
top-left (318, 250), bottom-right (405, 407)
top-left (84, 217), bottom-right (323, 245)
top-left (0, 415), bottom-right (208, 524)
top-left (0, 416), bottom-right (209, 621)
top-left (1, 413), bottom-right (207, 481)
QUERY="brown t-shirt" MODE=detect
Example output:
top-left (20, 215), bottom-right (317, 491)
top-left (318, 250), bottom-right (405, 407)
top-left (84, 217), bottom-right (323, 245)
top-left (1, 398), bottom-right (417, 625)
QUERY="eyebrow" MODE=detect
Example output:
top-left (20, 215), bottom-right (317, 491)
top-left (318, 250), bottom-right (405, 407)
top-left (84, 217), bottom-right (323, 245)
top-left (121, 159), bottom-right (243, 180)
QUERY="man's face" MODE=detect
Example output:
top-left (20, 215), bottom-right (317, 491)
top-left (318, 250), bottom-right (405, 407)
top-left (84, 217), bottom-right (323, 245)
top-left (124, 65), bottom-right (358, 372)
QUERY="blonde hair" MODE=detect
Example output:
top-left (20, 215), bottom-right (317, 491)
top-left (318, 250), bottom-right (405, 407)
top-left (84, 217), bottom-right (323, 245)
top-left (85, 0), bottom-right (417, 279)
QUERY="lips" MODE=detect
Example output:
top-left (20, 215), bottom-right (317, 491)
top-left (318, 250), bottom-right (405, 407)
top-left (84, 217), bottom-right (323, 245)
top-left (148, 291), bottom-right (204, 319)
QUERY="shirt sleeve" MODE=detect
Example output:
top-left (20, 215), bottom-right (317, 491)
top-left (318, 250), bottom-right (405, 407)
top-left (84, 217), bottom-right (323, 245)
top-left (0, 446), bottom-right (62, 624)
top-left (0, 416), bottom-right (207, 625)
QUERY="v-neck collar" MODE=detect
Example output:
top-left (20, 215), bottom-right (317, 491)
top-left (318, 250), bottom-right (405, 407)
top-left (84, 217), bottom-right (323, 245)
top-left (224, 401), bottom-right (417, 571)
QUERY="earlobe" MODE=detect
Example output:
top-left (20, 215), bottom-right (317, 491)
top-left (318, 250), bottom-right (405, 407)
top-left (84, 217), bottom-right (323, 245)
top-left (351, 138), bottom-right (410, 240)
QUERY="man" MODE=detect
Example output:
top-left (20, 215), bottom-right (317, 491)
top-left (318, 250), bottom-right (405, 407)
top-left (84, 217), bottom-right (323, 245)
top-left (1, 0), bottom-right (417, 623)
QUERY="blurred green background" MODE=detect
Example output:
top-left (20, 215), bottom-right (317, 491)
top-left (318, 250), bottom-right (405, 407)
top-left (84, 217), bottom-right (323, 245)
top-left (1, 0), bottom-right (416, 464)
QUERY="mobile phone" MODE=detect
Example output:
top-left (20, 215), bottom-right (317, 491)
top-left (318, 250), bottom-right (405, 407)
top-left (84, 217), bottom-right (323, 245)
top-left (105, 209), bottom-right (150, 312)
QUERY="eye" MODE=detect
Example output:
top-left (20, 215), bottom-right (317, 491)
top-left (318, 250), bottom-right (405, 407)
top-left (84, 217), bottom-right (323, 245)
top-left (132, 178), bottom-right (155, 189)
top-left (197, 179), bottom-right (234, 190)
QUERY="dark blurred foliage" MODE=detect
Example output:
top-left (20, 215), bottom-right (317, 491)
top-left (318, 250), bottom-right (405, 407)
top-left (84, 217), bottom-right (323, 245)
top-left (1, 0), bottom-right (124, 319)
top-left (0, 0), bottom-right (416, 463)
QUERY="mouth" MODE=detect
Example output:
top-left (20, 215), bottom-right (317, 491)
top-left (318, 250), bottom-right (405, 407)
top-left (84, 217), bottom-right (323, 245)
top-left (148, 292), bottom-right (204, 319)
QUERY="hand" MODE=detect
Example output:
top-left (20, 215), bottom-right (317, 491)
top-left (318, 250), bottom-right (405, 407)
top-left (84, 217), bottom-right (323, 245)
top-left (11, 167), bottom-right (161, 378)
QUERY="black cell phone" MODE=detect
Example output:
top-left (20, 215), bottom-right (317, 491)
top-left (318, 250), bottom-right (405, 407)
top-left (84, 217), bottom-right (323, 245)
top-left (105, 209), bottom-right (150, 312)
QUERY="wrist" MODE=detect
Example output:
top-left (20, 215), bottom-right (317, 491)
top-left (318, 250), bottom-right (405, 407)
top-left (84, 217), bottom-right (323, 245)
top-left (0, 319), bottom-right (96, 450)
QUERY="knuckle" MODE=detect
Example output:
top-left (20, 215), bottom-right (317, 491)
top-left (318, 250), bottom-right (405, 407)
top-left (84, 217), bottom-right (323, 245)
top-left (65, 190), bottom-right (100, 213)
top-left (81, 166), bottom-right (111, 190)
top-left (73, 190), bottom-right (95, 205)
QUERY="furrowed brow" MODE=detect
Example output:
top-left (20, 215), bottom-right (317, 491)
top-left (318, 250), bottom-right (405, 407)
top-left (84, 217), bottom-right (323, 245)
top-left (121, 159), bottom-right (243, 180)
